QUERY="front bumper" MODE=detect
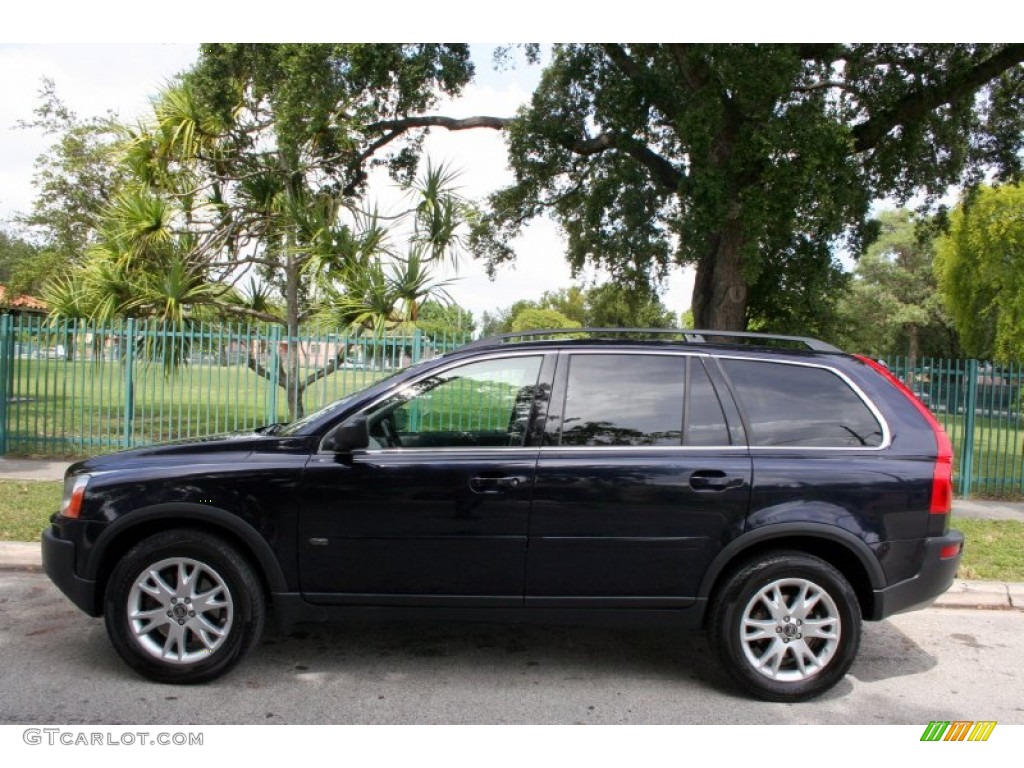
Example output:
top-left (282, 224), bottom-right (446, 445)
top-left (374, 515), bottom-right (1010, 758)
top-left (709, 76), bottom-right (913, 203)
top-left (42, 527), bottom-right (101, 616)
top-left (869, 530), bottom-right (964, 620)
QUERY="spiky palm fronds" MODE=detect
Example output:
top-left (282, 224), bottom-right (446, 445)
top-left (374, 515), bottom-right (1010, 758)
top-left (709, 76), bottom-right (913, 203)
top-left (124, 252), bottom-right (221, 325)
top-left (387, 247), bottom-right (454, 322)
top-left (410, 159), bottom-right (467, 266)
top-left (102, 188), bottom-right (174, 266)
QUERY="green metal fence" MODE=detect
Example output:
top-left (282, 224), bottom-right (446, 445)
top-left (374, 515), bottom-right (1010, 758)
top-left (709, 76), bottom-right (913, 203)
top-left (0, 314), bottom-right (470, 457)
top-left (2, 315), bottom-right (1024, 498)
top-left (887, 357), bottom-right (1024, 498)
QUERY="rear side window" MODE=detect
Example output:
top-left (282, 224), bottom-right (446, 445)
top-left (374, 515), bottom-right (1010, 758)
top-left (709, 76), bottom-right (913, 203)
top-left (556, 354), bottom-right (733, 447)
top-left (721, 359), bottom-right (884, 448)
top-left (561, 355), bottom-right (685, 446)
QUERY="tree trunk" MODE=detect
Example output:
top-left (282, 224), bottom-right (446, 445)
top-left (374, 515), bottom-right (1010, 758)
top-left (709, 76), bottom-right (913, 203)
top-left (283, 234), bottom-right (303, 420)
top-left (690, 215), bottom-right (749, 331)
top-left (906, 324), bottom-right (920, 388)
top-left (284, 257), bottom-right (303, 421)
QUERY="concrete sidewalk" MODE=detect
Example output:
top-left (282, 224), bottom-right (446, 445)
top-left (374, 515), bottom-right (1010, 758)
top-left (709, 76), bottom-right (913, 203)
top-left (0, 457), bottom-right (70, 482)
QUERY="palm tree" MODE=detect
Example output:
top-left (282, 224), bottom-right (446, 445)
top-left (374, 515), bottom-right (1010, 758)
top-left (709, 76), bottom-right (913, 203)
top-left (43, 78), bottom-right (472, 419)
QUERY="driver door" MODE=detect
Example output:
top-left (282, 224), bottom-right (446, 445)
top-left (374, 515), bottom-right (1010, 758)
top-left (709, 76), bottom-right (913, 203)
top-left (299, 353), bottom-right (551, 606)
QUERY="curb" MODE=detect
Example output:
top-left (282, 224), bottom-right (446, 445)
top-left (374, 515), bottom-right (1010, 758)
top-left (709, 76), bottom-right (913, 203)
top-left (934, 580), bottom-right (1020, 610)
top-left (1, 541), bottom-right (1020, 611)
top-left (0, 542), bottom-right (44, 572)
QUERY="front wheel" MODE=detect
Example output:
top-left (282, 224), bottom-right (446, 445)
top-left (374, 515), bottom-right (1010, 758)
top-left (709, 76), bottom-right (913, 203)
top-left (104, 530), bottom-right (264, 684)
top-left (708, 551), bottom-right (861, 702)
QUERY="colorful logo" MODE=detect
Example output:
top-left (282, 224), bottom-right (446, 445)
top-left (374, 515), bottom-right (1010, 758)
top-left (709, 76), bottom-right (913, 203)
top-left (921, 721), bottom-right (996, 742)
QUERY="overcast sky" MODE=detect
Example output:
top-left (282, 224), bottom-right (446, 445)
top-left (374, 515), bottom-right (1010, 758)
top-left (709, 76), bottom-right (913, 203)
top-left (0, 42), bottom-right (694, 323)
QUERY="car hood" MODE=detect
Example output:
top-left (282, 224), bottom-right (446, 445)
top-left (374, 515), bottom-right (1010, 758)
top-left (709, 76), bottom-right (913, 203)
top-left (66, 430), bottom-right (311, 476)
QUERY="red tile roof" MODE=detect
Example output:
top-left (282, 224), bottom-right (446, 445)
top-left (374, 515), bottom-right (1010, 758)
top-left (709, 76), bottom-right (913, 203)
top-left (0, 284), bottom-right (48, 312)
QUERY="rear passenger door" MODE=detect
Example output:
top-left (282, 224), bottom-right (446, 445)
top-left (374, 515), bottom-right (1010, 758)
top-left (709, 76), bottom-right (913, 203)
top-left (526, 351), bottom-right (752, 607)
top-left (715, 357), bottom-right (898, 544)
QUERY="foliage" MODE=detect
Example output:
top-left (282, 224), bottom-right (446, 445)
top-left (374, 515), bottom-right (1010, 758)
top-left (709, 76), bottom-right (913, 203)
top-left (46, 45), bottom-right (477, 418)
top-left (17, 80), bottom-right (129, 265)
top-left (509, 307), bottom-right (581, 332)
top-left (935, 184), bottom-right (1024, 361)
top-left (472, 44), bottom-right (1024, 330)
top-left (0, 229), bottom-right (65, 296)
top-left (483, 283), bottom-right (676, 336)
top-left (415, 299), bottom-right (475, 339)
top-left (585, 283), bottom-right (677, 328)
top-left (832, 210), bottom-right (960, 359)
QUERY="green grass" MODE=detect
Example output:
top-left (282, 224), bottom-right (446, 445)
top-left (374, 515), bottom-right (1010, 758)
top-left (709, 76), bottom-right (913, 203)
top-left (3, 486), bottom-right (1022, 585)
top-left (953, 516), bottom-right (1024, 581)
top-left (4, 359), bottom-right (397, 456)
top-left (0, 480), bottom-right (61, 541)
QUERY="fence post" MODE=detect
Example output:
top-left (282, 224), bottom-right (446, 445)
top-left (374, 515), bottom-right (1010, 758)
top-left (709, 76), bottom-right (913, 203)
top-left (0, 314), bottom-right (11, 455)
top-left (122, 318), bottom-right (136, 448)
top-left (959, 359), bottom-right (979, 499)
top-left (412, 327), bottom-right (423, 364)
top-left (267, 325), bottom-right (281, 424)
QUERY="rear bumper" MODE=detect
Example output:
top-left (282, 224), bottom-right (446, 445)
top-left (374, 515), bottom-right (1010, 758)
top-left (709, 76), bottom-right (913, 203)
top-left (42, 527), bottom-right (101, 616)
top-left (869, 530), bottom-right (964, 620)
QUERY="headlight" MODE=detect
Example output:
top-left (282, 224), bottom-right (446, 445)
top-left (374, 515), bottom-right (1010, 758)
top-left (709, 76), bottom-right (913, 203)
top-left (60, 475), bottom-right (90, 519)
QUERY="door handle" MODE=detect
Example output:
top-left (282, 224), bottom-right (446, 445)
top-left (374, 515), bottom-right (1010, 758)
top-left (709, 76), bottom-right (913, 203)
top-left (689, 470), bottom-right (745, 492)
top-left (469, 475), bottom-right (528, 493)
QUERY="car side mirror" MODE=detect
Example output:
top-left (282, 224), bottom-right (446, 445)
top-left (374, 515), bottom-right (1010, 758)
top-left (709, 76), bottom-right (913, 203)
top-left (323, 416), bottom-right (369, 453)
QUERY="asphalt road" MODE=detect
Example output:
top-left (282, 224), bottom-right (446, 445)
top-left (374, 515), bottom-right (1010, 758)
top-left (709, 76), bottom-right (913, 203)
top-left (1, 570), bottom-right (1022, 725)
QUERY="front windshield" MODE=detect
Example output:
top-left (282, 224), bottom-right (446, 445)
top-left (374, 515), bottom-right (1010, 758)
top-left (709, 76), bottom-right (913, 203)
top-left (275, 395), bottom-right (355, 436)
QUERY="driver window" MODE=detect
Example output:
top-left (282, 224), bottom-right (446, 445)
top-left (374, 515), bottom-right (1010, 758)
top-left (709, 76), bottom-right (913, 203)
top-left (363, 356), bottom-right (544, 449)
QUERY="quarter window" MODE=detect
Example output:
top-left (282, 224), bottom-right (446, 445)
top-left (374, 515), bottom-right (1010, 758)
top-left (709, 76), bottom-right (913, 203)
top-left (722, 359), bottom-right (884, 448)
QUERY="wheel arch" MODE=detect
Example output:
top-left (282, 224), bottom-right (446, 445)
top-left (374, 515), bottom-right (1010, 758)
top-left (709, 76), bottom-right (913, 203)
top-left (700, 524), bottom-right (885, 623)
top-left (86, 503), bottom-right (289, 614)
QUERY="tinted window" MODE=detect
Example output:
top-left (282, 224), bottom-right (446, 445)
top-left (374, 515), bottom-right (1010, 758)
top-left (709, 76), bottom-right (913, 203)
top-left (561, 355), bottom-right (684, 446)
top-left (722, 359), bottom-right (884, 448)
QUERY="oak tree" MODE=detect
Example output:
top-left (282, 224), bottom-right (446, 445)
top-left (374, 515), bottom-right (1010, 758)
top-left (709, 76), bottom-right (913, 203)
top-left (467, 44), bottom-right (1024, 330)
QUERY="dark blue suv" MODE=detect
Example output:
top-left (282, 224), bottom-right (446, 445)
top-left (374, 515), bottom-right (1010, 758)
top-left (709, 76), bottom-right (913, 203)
top-left (42, 329), bottom-right (963, 700)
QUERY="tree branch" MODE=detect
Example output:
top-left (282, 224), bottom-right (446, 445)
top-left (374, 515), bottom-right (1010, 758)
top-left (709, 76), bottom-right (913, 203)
top-left (853, 44), bottom-right (1024, 152)
top-left (301, 350), bottom-right (348, 389)
top-left (367, 115), bottom-right (510, 133)
top-left (563, 132), bottom-right (685, 193)
top-left (246, 348), bottom-right (281, 385)
top-left (794, 80), bottom-right (863, 96)
top-left (196, 300), bottom-right (282, 325)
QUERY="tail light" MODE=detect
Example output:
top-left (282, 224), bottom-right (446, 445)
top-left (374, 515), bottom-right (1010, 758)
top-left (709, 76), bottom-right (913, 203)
top-left (60, 475), bottom-right (90, 519)
top-left (855, 356), bottom-right (953, 516)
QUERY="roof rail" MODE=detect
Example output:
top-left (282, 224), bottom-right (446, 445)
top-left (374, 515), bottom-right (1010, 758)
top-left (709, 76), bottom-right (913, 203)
top-left (461, 328), bottom-right (842, 353)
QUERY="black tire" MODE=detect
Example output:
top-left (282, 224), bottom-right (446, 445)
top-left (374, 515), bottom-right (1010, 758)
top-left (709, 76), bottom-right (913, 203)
top-left (103, 530), bottom-right (264, 684)
top-left (708, 551), bottom-right (861, 702)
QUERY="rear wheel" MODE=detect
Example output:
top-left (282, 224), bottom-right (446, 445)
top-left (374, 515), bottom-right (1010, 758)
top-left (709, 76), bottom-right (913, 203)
top-left (104, 530), bottom-right (264, 684)
top-left (709, 551), bottom-right (861, 701)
